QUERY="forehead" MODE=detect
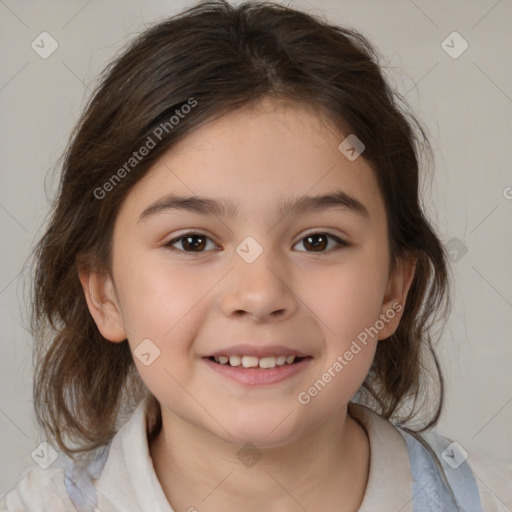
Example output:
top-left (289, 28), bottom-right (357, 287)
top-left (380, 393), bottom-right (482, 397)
top-left (117, 98), bottom-right (386, 227)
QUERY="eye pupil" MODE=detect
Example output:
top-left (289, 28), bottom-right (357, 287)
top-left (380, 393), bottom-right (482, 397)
top-left (183, 235), bottom-right (206, 251)
top-left (168, 231), bottom-right (344, 255)
top-left (304, 234), bottom-right (327, 252)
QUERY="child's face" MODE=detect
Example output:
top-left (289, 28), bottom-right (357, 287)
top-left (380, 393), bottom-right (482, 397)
top-left (82, 97), bottom-right (414, 447)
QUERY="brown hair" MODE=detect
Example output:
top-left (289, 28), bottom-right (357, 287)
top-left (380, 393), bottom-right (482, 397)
top-left (29, 0), bottom-right (451, 461)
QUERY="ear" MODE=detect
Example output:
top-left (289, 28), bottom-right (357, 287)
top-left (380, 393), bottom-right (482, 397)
top-left (378, 255), bottom-right (416, 340)
top-left (78, 268), bottom-right (127, 343)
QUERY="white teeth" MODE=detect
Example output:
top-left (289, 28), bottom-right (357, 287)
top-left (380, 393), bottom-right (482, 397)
top-left (229, 355), bottom-right (242, 367)
top-left (212, 354), bottom-right (300, 368)
top-left (242, 356), bottom-right (259, 368)
top-left (259, 356), bottom-right (277, 369)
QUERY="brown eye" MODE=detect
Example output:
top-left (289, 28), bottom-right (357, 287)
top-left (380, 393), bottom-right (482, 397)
top-left (294, 232), bottom-right (347, 253)
top-left (165, 231), bottom-right (347, 255)
top-left (166, 233), bottom-right (216, 253)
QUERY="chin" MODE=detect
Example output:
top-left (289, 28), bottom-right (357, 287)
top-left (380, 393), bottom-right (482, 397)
top-left (215, 410), bottom-right (306, 449)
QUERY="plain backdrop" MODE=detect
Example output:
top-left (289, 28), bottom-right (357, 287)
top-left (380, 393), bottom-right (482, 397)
top-left (1, 0), bottom-right (511, 498)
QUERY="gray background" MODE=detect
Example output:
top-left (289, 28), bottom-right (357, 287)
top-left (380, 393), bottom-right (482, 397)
top-left (1, 0), bottom-right (511, 498)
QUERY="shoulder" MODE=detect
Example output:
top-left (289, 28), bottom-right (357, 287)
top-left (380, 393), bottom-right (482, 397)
top-left (1, 397), bottom-right (154, 512)
top-left (400, 427), bottom-right (512, 511)
top-left (468, 450), bottom-right (512, 511)
top-left (0, 465), bottom-right (76, 512)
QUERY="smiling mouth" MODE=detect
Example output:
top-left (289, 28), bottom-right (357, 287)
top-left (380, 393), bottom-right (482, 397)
top-left (206, 355), bottom-right (311, 369)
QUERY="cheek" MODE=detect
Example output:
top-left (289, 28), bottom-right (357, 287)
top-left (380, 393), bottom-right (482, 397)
top-left (116, 256), bottom-right (203, 337)
top-left (297, 330), bottom-right (377, 417)
top-left (296, 260), bottom-right (385, 409)
top-left (301, 255), bottom-right (388, 345)
top-left (116, 255), bottom-right (216, 349)
top-left (126, 292), bottom-right (209, 404)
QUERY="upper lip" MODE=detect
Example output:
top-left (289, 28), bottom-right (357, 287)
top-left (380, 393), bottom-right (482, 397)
top-left (205, 344), bottom-right (311, 358)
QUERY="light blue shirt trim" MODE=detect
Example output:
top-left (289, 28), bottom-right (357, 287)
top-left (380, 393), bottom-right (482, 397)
top-left (56, 423), bottom-right (484, 511)
top-left (55, 443), bottom-right (111, 512)
top-left (397, 428), bottom-right (484, 512)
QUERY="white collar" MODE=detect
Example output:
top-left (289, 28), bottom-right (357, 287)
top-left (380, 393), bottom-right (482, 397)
top-left (94, 397), bottom-right (413, 511)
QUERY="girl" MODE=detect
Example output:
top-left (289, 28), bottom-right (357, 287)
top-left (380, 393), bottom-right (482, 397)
top-left (2, 1), bottom-right (510, 511)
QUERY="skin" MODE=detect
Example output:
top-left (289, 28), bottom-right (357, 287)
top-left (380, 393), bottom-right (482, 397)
top-left (79, 96), bottom-right (416, 512)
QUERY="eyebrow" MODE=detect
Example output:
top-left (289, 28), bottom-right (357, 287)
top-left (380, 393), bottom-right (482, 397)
top-left (137, 189), bottom-right (371, 224)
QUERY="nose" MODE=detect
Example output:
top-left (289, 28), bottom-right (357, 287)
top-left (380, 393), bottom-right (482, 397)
top-left (220, 247), bottom-right (298, 323)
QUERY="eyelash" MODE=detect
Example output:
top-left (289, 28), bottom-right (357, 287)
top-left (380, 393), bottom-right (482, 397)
top-left (164, 231), bottom-right (348, 255)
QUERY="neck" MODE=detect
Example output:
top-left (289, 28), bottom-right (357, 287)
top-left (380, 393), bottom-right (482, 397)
top-left (149, 404), bottom-right (370, 512)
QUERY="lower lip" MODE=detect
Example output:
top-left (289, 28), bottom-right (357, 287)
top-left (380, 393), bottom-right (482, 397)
top-left (202, 357), bottom-right (312, 385)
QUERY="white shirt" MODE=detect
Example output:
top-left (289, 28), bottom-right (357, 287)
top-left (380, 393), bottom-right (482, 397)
top-left (1, 396), bottom-right (511, 511)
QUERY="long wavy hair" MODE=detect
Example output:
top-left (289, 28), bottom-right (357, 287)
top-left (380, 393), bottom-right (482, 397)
top-left (28, 0), bottom-right (451, 462)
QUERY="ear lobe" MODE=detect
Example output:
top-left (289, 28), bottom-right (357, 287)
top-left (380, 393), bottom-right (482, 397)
top-left (378, 256), bottom-right (417, 340)
top-left (78, 269), bottom-right (127, 343)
